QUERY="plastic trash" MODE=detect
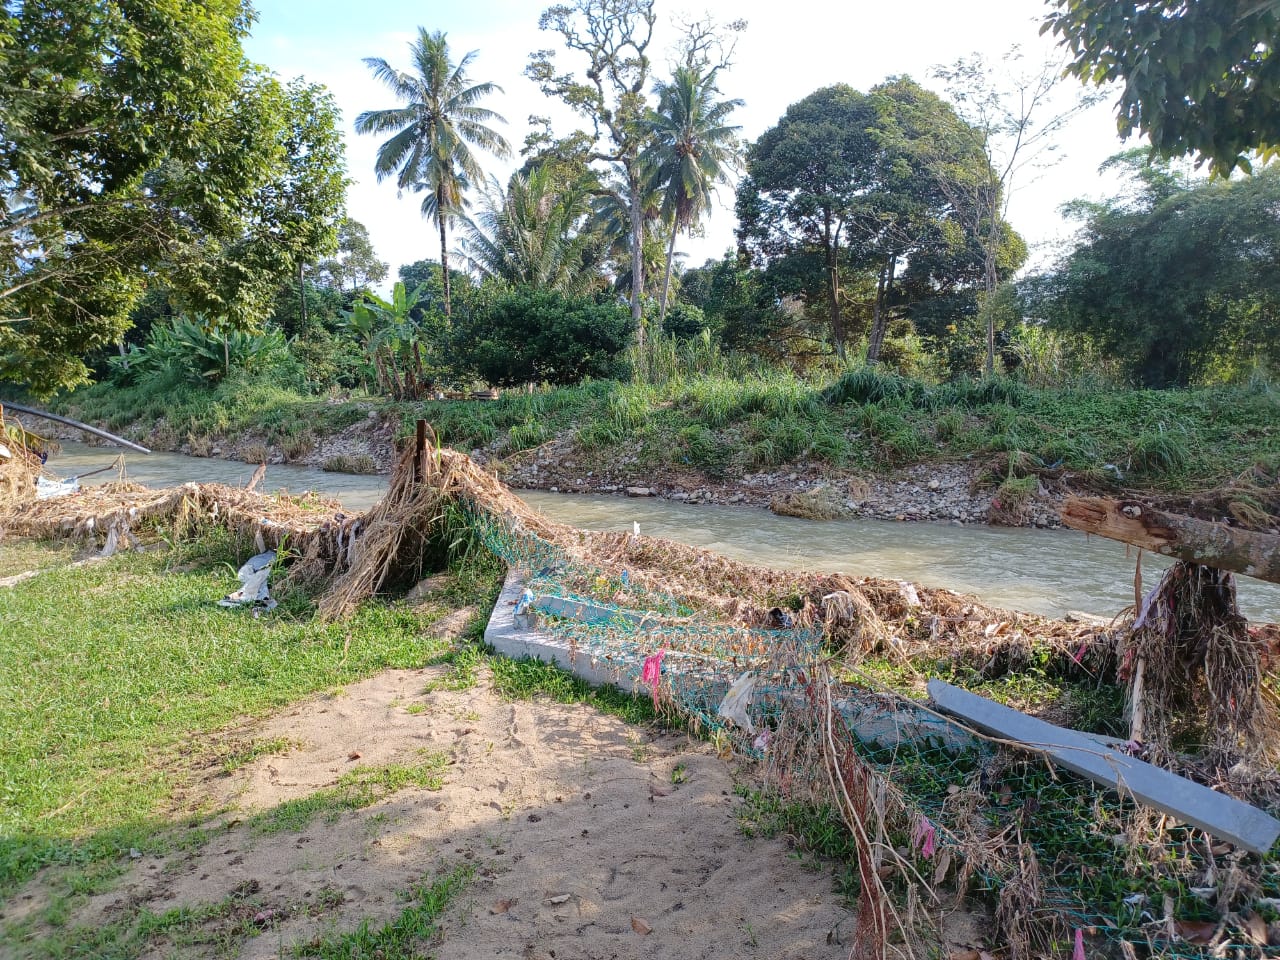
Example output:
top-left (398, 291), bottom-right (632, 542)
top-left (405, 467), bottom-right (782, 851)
top-left (716, 671), bottom-right (757, 734)
top-left (514, 588), bottom-right (535, 615)
top-left (641, 649), bottom-right (665, 708)
top-left (218, 550), bottom-right (278, 610)
top-left (35, 476), bottom-right (79, 499)
top-left (0, 442), bottom-right (10, 459)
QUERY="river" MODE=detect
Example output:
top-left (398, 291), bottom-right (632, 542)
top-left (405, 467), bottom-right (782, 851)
top-left (42, 441), bottom-right (1280, 622)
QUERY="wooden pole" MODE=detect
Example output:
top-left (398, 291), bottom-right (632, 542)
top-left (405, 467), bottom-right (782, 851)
top-left (414, 419), bottom-right (427, 485)
top-left (1061, 496), bottom-right (1280, 585)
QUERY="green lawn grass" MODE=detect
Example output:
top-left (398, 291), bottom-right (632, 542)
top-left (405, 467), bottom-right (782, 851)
top-left (0, 532), bottom-right (460, 895)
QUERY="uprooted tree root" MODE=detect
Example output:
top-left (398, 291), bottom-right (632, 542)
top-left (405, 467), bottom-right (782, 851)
top-left (0, 407), bottom-right (46, 510)
top-left (1124, 560), bottom-right (1272, 770)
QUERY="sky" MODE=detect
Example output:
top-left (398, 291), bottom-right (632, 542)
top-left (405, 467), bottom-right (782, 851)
top-left (241, 0), bottom-right (1136, 290)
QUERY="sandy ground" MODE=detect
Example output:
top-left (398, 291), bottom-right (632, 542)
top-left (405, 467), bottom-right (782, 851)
top-left (28, 665), bottom-right (861, 959)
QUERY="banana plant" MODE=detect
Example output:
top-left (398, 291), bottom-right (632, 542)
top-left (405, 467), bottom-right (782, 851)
top-left (346, 282), bottom-right (442, 399)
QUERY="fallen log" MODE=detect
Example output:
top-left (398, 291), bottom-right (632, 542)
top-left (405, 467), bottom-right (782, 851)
top-left (1061, 496), bottom-right (1280, 585)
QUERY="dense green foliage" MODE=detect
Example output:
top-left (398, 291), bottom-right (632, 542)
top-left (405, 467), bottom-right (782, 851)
top-left (736, 79), bottom-right (1023, 363)
top-left (452, 288), bottom-right (634, 386)
top-left (1030, 157), bottom-right (1280, 386)
top-left (1045, 0), bottom-right (1280, 175)
top-left (109, 316), bottom-right (292, 387)
top-left (0, 1), bottom-right (347, 395)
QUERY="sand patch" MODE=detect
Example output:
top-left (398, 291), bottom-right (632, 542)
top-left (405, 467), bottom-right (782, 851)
top-left (30, 666), bottom-right (857, 958)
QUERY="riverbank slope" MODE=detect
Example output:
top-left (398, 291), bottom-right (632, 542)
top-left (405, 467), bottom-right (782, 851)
top-left (34, 369), bottom-right (1280, 529)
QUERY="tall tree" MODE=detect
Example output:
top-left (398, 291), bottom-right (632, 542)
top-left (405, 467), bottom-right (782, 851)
top-left (929, 49), bottom-right (1097, 374)
top-left (1044, 0), bottom-right (1280, 175)
top-left (527, 0), bottom-right (659, 341)
top-left (0, 1), bottom-right (347, 394)
top-left (641, 65), bottom-right (742, 324)
top-left (317, 218), bottom-right (389, 294)
top-left (736, 85), bottom-right (880, 359)
top-left (356, 28), bottom-right (511, 316)
top-left (1029, 154), bottom-right (1280, 386)
top-left (862, 77), bottom-right (1025, 364)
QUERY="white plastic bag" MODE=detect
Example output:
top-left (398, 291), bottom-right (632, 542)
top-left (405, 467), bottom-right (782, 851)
top-left (716, 671), bottom-right (757, 734)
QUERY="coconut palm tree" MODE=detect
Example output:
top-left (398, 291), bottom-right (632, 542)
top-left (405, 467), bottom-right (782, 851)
top-left (459, 164), bottom-right (607, 295)
top-left (355, 29), bottom-right (511, 315)
top-left (641, 66), bottom-right (743, 324)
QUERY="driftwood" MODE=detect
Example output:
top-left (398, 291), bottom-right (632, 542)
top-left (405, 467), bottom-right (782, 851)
top-left (1061, 496), bottom-right (1280, 585)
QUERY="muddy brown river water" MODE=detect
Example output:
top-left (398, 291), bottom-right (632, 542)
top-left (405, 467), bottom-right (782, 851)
top-left (44, 441), bottom-right (1280, 621)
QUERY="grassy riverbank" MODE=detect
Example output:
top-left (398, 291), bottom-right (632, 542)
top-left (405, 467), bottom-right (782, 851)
top-left (47, 368), bottom-right (1280, 493)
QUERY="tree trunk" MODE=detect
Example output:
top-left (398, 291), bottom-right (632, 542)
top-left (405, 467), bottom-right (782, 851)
top-left (658, 220), bottom-right (678, 328)
top-left (1061, 496), bottom-right (1280, 585)
top-left (438, 189), bottom-right (452, 317)
top-left (983, 184), bottom-right (1000, 377)
top-left (824, 211), bottom-right (844, 360)
top-left (867, 255), bottom-right (896, 363)
top-left (298, 261), bottom-right (308, 329)
top-left (628, 166), bottom-right (645, 348)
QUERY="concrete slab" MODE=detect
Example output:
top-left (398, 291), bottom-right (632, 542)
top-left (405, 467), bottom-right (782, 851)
top-left (484, 571), bottom-right (642, 694)
top-left (928, 680), bottom-right (1280, 856)
top-left (483, 571), bottom-right (979, 753)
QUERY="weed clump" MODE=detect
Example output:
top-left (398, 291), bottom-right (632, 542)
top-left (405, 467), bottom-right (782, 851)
top-left (322, 454), bottom-right (379, 475)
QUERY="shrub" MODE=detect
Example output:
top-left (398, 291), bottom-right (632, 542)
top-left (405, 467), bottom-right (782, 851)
top-left (322, 454), bottom-right (379, 474)
top-left (455, 289), bottom-right (634, 387)
top-left (508, 419), bottom-right (550, 451)
top-left (823, 366), bottom-right (918, 406)
top-left (282, 433), bottom-right (314, 461)
top-left (1129, 428), bottom-right (1190, 476)
top-left (110, 315), bottom-right (292, 387)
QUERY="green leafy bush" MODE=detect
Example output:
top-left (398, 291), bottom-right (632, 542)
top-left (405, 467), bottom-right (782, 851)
top-left (107, 316), bottom-right (292, 387)
top-left (1129, 428), bottom-right (1190, 476)
top-left (453, 289), bottom-right (634, 387)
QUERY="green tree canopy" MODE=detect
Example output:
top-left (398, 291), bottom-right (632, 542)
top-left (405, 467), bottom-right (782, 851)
top-left (0, 1), bottom-right (347, 395)
top-left (317, 219), bottom-right (389, 294)
top-left (1028, 154), bottom-right (1280, 386)
top-left (736, 84), bottom-right (879, 358)
top-left (1044, 0), bottom-right (1280, 175)
top-left (452, 288), bottom-right (634, 386)
top-left (737, 80), bottom-right (1018, 362)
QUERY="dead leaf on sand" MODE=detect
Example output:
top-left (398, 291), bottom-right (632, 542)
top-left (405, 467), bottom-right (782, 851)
top-left (631, 916), bottom-right (652, 935)
top-left (490, 899), bottom-right (516, 915)
top-left (544, 894), bottom-right (571, 905)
